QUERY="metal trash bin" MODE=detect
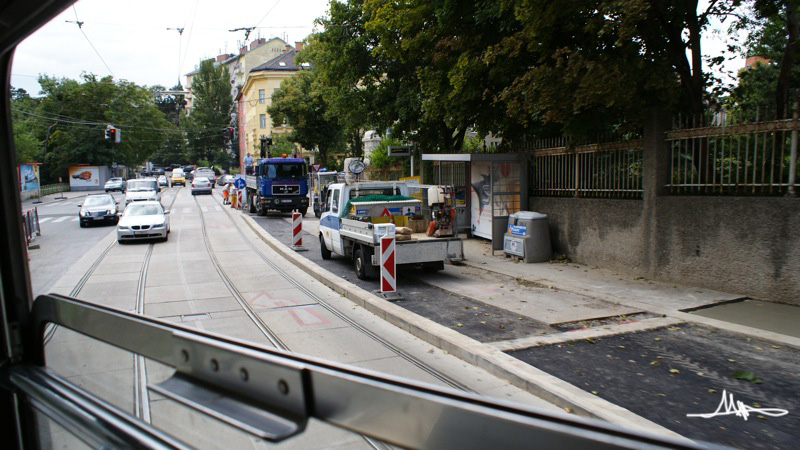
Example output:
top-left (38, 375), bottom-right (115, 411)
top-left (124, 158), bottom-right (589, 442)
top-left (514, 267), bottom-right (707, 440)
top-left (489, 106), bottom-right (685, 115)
top-left (503, 211), bottom-right (552, 263)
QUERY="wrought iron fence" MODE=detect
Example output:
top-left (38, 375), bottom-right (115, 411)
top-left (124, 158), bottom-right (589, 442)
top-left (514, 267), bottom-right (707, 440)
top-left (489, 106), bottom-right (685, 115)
top-left (666, 117), bottom-right (799, 195)
top-left (527, 140), bottom-right (644, 199)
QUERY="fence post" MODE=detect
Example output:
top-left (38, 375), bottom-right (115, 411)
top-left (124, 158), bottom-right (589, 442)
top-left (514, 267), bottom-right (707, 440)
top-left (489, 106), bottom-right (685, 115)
top-left (788, 98), bottom-right (798, 197)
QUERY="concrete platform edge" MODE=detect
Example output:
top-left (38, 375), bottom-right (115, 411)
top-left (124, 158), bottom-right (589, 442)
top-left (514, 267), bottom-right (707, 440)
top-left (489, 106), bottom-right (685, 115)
top-left (236, 211), bottom-right (687, 440)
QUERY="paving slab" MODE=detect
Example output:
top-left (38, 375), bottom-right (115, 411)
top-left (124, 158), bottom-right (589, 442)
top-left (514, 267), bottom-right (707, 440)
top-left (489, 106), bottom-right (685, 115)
top-left (692, 299), bottom-right (800, 338)
top-left (278, 326), bottom-right (401, 364)
top-left (145, 296), bottom-right (241, 318)
top-left (417, 265), bottom-right (641, 325)
top-left (461, 238), bottom-right (742, 311)
top-left (256, 305), bottom-right (349, 335)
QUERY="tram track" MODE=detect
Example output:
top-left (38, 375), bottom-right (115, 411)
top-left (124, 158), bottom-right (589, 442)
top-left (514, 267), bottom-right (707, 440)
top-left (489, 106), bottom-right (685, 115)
top-left (195, 192), bottom-right (478, 448)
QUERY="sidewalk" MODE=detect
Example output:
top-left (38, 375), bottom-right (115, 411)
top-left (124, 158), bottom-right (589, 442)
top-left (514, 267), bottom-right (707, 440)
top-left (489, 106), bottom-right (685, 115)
top-left (459, 238), bottom-right (800, 344)
top-left (20, 190), bottom-right (93, 211)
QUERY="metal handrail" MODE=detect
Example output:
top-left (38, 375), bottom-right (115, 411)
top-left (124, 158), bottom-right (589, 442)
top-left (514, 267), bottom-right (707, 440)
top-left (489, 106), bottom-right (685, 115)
top-left (12, 294), bottom-right (710, 449)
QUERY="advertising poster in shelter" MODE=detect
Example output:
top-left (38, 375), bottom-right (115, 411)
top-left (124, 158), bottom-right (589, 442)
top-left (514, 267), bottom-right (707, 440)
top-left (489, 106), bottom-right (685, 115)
top-left (470, 160), bottom-right (492, 239)
top-left (68, 166), bottom-right (100, 188)
top-left (19, 164), bottom-right (39, 192)
top-left (491, 162), bottom-right (521, 218)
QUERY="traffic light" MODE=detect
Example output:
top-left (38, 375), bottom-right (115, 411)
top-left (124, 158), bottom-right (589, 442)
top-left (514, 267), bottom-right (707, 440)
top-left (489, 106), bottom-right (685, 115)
top-left (224, 126), bottom-right (236, 141)
top-left (105, 126), bottom-right (120, 144)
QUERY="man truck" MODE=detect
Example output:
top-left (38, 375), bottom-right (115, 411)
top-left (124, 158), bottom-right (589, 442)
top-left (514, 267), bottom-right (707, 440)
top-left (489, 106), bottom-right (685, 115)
top-left (245, 156), bottom-right (310, 216)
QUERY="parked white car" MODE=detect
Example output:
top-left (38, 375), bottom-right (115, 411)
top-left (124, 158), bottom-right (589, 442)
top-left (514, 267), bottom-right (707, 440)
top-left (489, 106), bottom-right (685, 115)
top-left (116, 201), bottom-right (170, 243)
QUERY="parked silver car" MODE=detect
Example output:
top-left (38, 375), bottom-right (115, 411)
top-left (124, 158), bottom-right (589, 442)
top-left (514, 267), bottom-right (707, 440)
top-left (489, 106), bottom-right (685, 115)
top-left (78, 194), bottom-right (119, 227)
top-left (116, 201), bottom-right (170, 243)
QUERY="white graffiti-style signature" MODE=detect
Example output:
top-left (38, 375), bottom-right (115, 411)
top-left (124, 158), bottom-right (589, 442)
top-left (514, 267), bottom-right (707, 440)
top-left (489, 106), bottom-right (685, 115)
top-left (686, 390), bottom-right (789, 421)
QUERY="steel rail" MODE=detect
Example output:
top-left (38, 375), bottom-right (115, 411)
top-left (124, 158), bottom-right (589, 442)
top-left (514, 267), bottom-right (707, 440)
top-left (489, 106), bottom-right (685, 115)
top-left (195, 194), bottom-right (394, 449)
top-left (209, 192), bottom-right (471, 392)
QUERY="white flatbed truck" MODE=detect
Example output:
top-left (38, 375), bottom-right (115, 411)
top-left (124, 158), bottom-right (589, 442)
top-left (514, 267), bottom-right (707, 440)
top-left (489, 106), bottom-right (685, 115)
top-left (318, 181), bottom-right (463, 279)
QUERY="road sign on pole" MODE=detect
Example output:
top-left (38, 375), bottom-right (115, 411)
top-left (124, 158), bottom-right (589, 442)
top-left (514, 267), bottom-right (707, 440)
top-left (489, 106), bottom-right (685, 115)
top-left (312, 164), bottom-right (321, 173)
top-left (291, 211), bottom-right (307, 252)
top-left (234, 177), bottom-right (246, 189)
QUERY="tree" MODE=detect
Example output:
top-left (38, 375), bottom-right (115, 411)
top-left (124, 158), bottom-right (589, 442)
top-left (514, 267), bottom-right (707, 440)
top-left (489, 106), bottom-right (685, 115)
top-left (186, 59), bottom-right (233, 168)
top-left (32, 74), bottom-right (171, 182)
top-left (268, 68), bottom-right (345, 167)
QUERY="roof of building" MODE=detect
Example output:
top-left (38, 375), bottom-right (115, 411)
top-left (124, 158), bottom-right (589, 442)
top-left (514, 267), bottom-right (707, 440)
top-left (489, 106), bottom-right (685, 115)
top-left (250, 49), bottom-right (305, 73)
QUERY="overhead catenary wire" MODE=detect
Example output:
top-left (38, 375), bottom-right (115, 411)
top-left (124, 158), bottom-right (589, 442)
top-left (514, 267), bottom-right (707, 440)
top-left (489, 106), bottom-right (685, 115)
top-left (69, 6), bottom-right (115, 77)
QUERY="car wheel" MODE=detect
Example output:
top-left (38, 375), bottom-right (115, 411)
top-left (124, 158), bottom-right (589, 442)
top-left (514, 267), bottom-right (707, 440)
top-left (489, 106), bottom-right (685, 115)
top-left (163, 233), bottom-right (169, 242)
top-left (256, 198), bottom-right (266, 216)
top-left (79, 221), bottom-right (86, 228)
top-left (117, 239), bottom-right (124, 245)
top-left (320, 234), bottom-right (331, 260)
top-left (300, 207), bottom-right (308, 216)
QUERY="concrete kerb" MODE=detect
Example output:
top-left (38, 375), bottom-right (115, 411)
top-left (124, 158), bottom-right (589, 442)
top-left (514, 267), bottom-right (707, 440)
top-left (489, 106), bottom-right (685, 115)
top-left (461, 260), bottom-right (800, 350)
top-left (232, 210), bottom-right (686, 440)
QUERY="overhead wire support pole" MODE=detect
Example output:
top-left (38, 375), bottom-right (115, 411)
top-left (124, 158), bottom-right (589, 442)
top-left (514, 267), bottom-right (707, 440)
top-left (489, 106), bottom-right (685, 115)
top-left (167, 27), bottom-right (185, 87)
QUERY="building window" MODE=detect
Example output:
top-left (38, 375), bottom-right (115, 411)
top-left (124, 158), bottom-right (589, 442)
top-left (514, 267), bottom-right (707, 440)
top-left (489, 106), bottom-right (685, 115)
top-left (260, 114), bottom-right (266, 129)
top-left (259, 89), bottom-right (265, 104)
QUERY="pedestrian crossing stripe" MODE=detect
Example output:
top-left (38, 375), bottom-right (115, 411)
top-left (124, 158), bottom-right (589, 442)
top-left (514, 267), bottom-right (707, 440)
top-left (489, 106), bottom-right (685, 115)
top-left (38, 217), bottom-right (52, 223)
top-left (53, 216), bottom-right (70, 223)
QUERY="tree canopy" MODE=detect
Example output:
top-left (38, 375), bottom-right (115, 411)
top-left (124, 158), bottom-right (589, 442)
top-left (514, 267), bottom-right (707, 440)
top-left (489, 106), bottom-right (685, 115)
top-left (11, 74), bottom-right (173, 182)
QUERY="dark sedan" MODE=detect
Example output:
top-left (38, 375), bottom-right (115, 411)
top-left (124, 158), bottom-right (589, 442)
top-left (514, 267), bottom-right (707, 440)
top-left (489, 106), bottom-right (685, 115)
top-left (78, 194), bottom-right (119, 227)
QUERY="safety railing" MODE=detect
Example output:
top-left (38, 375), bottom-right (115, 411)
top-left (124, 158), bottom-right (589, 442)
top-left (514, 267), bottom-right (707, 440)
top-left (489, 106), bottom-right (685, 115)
top-left (6, 294), bottom-right (704, 449)
top-left (22, 207), bottom-right (41, 246)
top-left (39, 183), bottom-right (70, 196)
top-left (666, 117), bottom-right (799, 195)
top-left (527, 141), bottom-right (644, 199)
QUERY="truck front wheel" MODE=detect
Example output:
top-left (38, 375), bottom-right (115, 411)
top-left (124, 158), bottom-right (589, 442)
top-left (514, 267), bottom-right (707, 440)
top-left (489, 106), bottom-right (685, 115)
top-left (354, 246), bottom-right (376, 280)
top-left (299, 207), bottom-right (308, 216)
top-left (256, 196), bottom-right (267, 216)
top-left (248, 193), bottom-right (256, 213)
top-left (320, 234), bottom-right (332, 260)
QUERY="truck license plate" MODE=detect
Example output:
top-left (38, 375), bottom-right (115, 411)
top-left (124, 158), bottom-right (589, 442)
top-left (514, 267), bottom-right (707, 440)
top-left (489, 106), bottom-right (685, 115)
top-left (281, 199), bottom-right (292, 203)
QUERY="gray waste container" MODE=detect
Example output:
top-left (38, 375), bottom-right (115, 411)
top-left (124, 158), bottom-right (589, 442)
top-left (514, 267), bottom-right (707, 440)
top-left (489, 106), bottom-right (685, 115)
top-left (503, 211), bottom-right (552, 263)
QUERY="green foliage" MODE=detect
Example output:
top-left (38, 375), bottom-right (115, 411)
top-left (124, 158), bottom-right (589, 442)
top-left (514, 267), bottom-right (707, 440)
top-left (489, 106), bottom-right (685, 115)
top-left (17, 74), bottom-right (172, 183)
top-left (366, 137), bottom-right (404, 169)
top-left (268, 68), bottom-right (345, 166)
top-left (186, 59), bottom-right (234, 167)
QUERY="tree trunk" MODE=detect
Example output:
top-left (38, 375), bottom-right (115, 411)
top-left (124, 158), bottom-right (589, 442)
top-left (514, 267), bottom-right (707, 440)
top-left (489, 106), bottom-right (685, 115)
top-left (776, 2), bottom-right (799, 120)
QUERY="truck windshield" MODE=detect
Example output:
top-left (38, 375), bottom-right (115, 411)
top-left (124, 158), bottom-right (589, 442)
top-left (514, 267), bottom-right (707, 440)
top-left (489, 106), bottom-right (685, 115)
top-left (264, 163), bottom-right (306, 180)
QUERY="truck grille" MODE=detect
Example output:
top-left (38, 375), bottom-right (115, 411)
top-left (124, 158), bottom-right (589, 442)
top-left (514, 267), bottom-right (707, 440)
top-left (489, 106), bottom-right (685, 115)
top-left (272, 185), bottom-right (299, 195)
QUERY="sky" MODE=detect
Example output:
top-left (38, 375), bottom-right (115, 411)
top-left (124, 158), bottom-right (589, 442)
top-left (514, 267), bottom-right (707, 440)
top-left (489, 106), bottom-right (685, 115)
top-left (11, 0), bottom-right (744, 97)
top-left (11, 0), bottom-right (330, 95)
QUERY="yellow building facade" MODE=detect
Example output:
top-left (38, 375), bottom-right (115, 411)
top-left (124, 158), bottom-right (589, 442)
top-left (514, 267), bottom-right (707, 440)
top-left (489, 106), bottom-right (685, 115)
top-left (239, 49), bottom-right (301, 159)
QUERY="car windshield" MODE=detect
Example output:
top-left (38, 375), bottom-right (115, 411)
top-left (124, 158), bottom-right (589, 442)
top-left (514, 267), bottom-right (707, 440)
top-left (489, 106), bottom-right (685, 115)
top-left (124, 204), bottom-right (162, 216)
top-left (264, 163), bottom-right (306, 180)
top-left (83, 196), bottom-right (113, 206)
top-left (127, 180), bottom-right (156, 191)
top-left (107, 178), bottom-right (121, 183)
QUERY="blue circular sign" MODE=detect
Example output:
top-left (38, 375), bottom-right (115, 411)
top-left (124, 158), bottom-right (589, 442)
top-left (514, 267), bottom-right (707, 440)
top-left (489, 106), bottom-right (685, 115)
top-left (234, 178), bottom-right (246, 189)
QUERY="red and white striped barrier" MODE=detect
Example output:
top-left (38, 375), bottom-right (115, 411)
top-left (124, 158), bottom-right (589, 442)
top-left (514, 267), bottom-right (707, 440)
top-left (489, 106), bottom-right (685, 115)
top-left (380, 235), bottom-right (399, 298)
top-left (291, 211), bottom-right (307, 251)
top-left (236, 190), bottom-right (243, 209)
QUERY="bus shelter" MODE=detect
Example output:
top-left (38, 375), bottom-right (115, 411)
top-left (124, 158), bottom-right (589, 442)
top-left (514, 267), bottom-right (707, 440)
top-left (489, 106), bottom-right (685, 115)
top-left (421, 153), bottom-right (527, 250)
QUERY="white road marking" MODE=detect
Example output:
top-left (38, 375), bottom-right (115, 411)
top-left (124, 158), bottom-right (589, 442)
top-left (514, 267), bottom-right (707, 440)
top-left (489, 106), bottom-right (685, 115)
top-left (71, 217), bottom-right (79, 222)
top-left (52, 216), bottom-right (70, 223)
top-left (38, 217), bottom-right (52, 223)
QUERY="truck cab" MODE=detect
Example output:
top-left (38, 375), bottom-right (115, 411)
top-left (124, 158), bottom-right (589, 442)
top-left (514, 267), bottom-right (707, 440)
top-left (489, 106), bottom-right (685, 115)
top-left (245, 157), bottom-right (310, 216)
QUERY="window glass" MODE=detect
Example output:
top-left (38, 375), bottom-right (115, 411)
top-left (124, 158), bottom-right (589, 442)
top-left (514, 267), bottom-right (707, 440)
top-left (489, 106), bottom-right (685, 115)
top-left (332, 189), bottom-right (340, 212)
top-left (259, 114), bottom-right (266, 128)
top-left (265, 163), bottom-right (306, 180)
top-left (258, 89), bottom-right (265, 104)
